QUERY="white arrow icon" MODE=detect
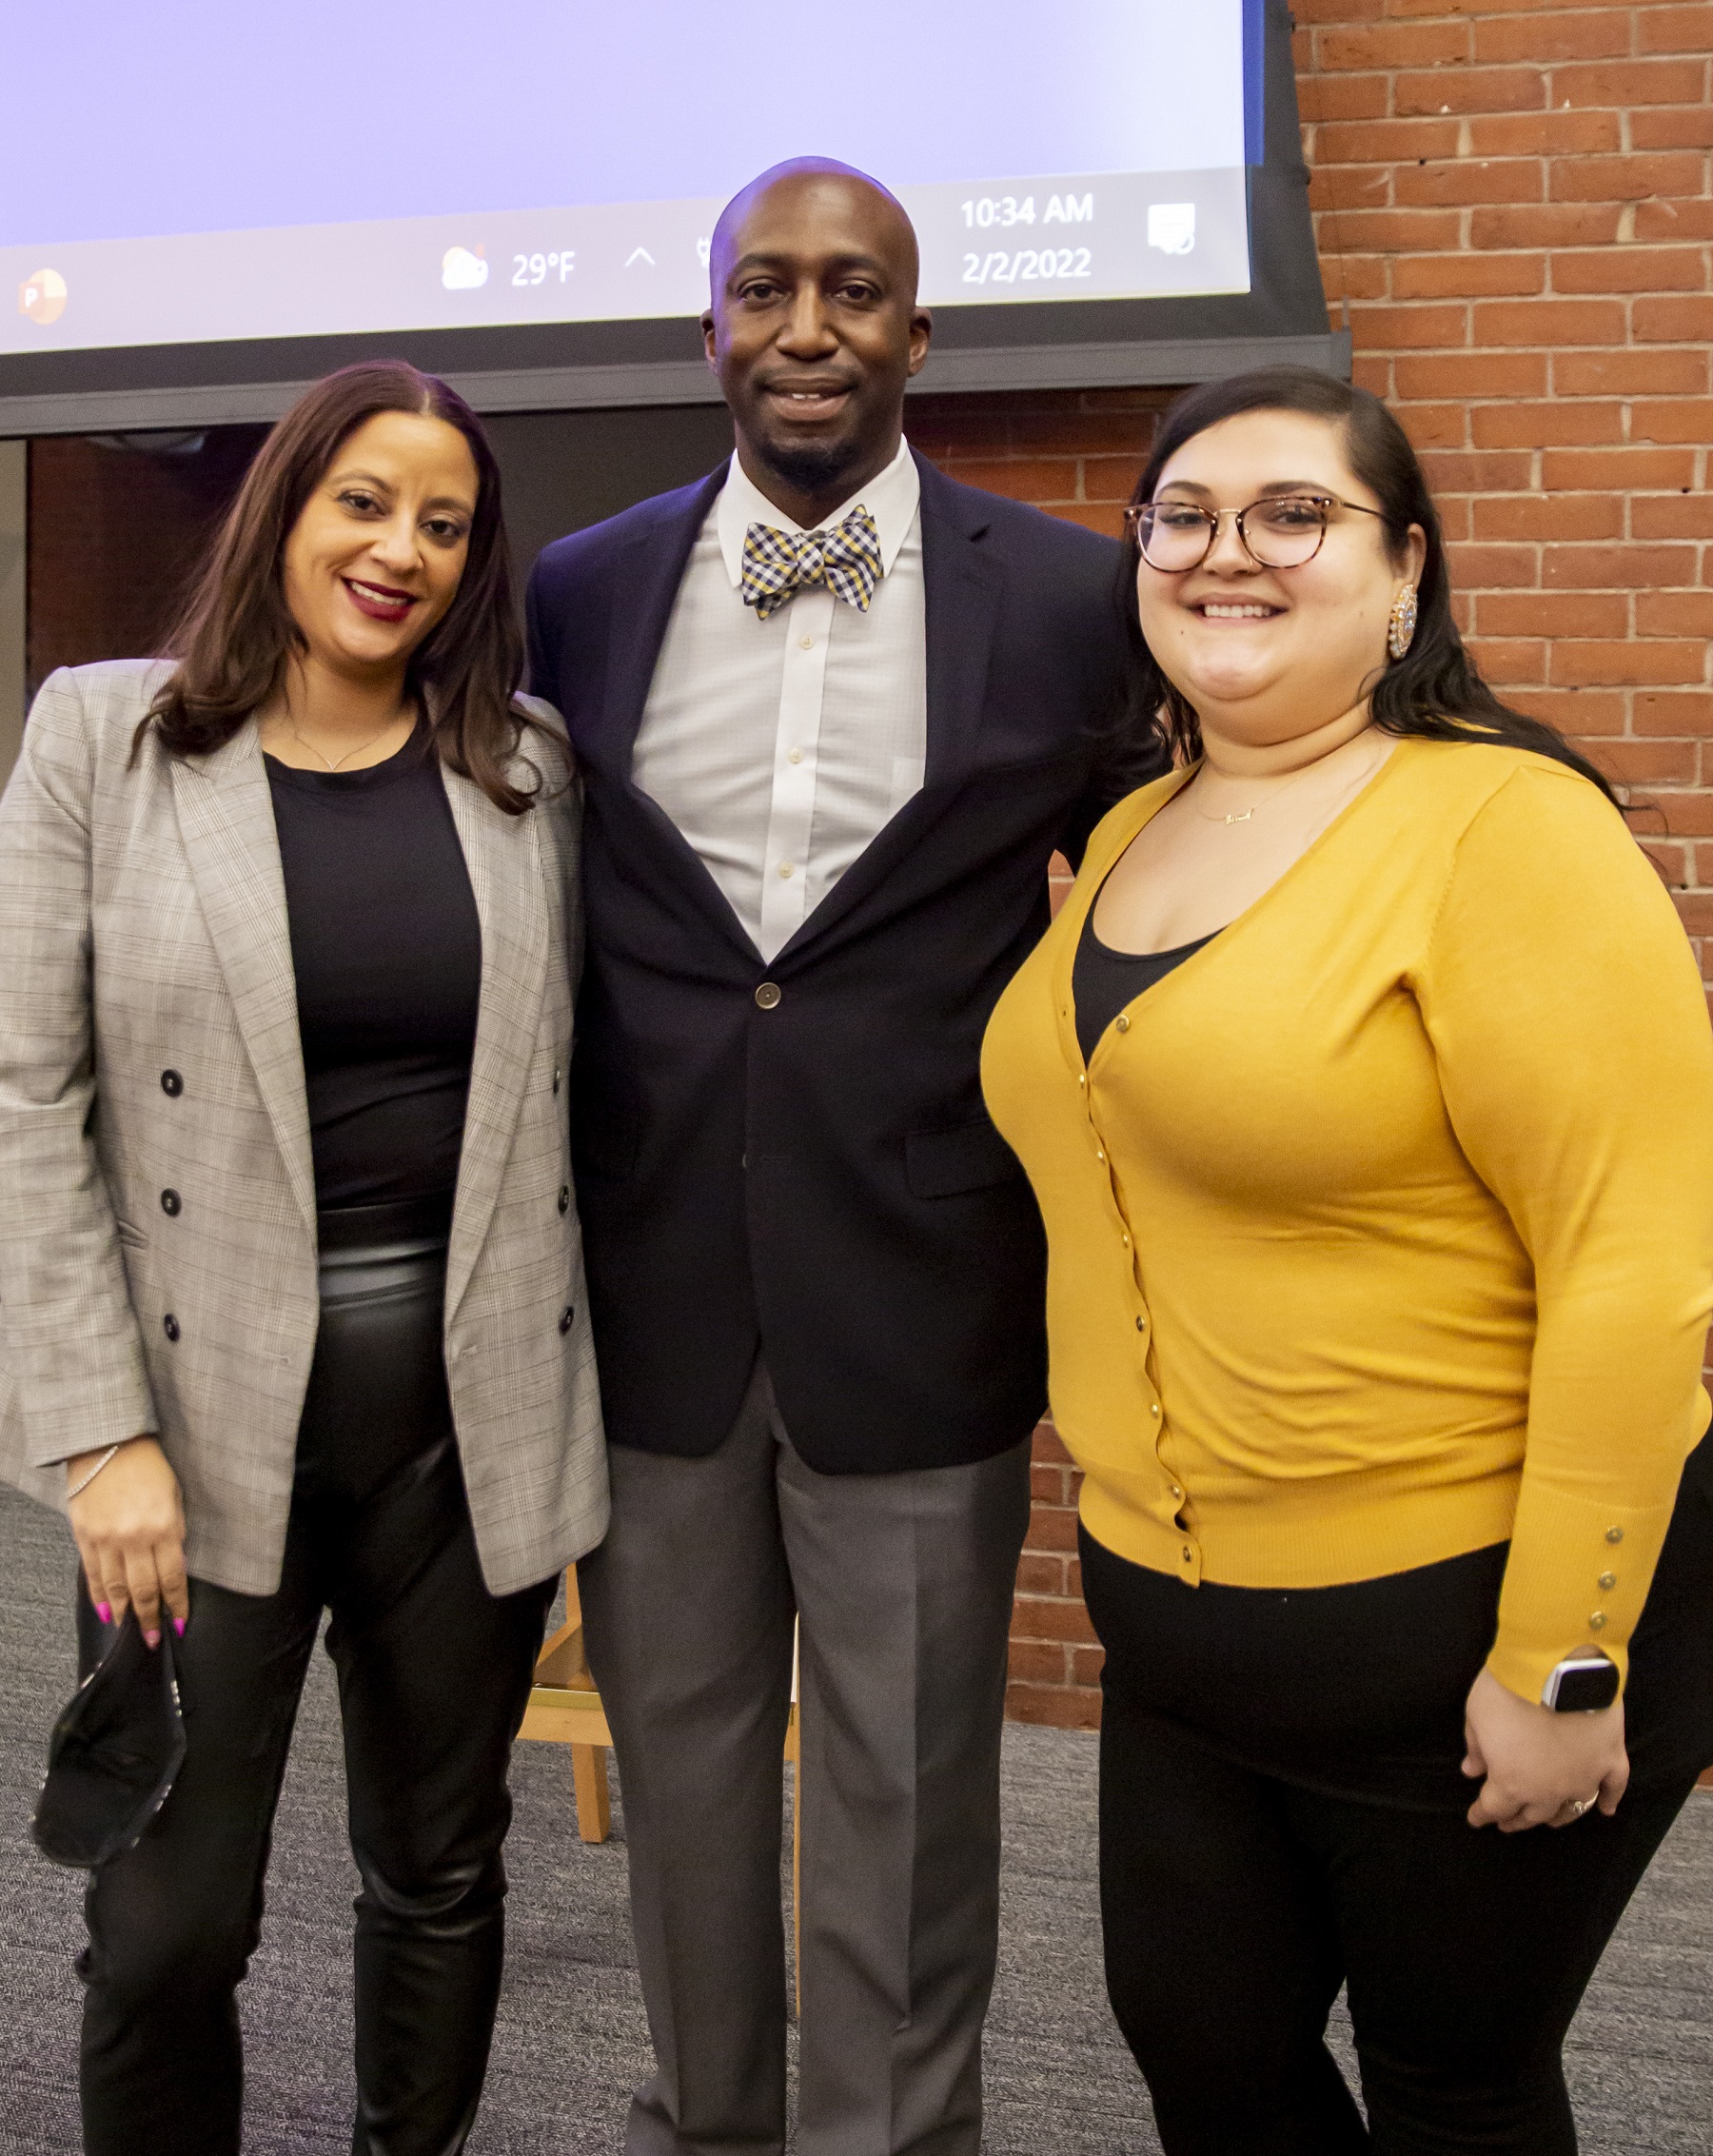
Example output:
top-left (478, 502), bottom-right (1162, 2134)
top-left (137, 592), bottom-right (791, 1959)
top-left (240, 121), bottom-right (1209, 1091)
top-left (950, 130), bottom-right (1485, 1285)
top-left (624, 247), bottom-right (656, 268)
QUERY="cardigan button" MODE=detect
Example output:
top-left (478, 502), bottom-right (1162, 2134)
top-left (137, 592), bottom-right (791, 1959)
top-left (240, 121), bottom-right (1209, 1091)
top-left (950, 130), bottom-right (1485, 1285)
top-left (1599, 1572), bottom-right (1617, 1591)
top-left (163, 1314), bottom-right (181, 1343)
top-left (160, 1069), bottom-right (184, 1098)
top-left (1588, 1611), bottom-right (1607, 1631)
top-left (1114, 1014), bottom-right (1130, 1034)
top-left (755, 982), bottom-right (782, 1010)
top-left (160, 1189), bottom-right (181, 1216)
top-left (1150, 1404), bottom-right (1160, 1418)
top-left (1605, 1527), bottom-right (1624, 1544)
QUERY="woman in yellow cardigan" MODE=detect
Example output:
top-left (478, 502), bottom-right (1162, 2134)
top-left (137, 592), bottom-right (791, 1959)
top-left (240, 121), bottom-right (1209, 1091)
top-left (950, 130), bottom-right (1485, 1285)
top-left (982, 366), bottom-right (1713, 2155)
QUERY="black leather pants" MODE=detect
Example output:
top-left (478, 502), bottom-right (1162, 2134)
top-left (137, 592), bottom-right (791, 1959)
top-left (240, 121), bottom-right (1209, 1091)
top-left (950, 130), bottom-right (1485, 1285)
top-left (75, 1197), bottom-right (556, 2156)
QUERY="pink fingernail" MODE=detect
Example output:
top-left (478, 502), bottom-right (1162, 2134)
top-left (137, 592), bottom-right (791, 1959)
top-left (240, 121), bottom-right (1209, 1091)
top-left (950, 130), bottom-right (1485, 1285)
top-left (172, 1618), bottom-right (186, 1637)
top-left (95, 1602), bottom-right (111, 1625)
top-left (144, 1629), bottom-right (161, 1650)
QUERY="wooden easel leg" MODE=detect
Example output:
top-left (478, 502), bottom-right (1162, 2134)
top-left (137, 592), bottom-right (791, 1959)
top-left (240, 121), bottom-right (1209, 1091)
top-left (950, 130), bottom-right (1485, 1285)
top-left (572, 1742), bottom-right (612, 1843)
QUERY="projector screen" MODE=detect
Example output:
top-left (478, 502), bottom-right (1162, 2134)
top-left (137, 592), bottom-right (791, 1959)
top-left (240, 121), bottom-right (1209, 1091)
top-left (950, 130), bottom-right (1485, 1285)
top-left (0, 0), bottom-right (1340, 435)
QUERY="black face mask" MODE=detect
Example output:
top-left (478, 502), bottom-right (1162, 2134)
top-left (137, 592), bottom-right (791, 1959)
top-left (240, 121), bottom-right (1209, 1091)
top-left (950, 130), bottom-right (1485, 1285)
top-left (32, 1612), bottom-right (186, 1869)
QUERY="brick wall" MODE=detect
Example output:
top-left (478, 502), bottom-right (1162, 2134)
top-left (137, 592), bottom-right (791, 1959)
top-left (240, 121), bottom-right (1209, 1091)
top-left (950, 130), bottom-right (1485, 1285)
top-left (927, 4), bottom-right (1713, 1728)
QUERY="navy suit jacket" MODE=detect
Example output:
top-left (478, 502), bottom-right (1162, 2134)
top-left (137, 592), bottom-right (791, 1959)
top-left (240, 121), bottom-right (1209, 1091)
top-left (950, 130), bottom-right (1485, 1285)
top-left (526, 450), bottom-right (1155, 1473)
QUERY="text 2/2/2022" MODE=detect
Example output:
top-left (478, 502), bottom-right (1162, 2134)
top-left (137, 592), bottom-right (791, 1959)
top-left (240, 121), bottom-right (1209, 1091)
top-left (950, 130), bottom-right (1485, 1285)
top-left (962, 247), bottom-right (1093, 286)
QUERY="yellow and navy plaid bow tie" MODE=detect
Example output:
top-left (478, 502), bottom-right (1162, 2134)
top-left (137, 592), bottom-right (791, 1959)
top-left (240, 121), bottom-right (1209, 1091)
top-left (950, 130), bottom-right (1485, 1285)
top-left (740, 505), bottom-right (882, 623)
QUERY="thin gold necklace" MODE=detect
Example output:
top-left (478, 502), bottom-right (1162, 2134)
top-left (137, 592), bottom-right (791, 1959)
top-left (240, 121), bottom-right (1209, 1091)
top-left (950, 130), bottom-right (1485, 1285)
top-left (1189, 738), bottom-right (1379, 826)
top-left (280, 712), bottom-right (409, 773)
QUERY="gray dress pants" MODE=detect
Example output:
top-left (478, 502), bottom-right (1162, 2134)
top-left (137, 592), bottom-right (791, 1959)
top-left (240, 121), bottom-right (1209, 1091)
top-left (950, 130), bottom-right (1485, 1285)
top-left (578, 1355), bottom-right (1032, 2156)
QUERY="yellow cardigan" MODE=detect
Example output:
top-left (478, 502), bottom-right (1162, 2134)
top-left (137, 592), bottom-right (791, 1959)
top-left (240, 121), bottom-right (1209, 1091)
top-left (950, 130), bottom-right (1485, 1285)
top-left (982, 739), bottom-right (1713, 1703)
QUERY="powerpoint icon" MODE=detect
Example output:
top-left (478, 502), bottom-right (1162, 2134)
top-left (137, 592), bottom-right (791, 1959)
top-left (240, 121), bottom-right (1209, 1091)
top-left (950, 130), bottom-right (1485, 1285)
top-left (19, 268), bottom-right (68, 326)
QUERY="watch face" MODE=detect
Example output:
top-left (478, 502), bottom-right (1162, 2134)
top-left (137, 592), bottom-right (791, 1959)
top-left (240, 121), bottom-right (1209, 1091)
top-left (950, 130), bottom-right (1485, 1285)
top-left (1552, 1661), bottom-right (1621, 1713)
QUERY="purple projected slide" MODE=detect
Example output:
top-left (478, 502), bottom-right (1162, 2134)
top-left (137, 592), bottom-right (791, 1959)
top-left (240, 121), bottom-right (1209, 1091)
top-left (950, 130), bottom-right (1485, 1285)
top-left (4, 0), bottom-right (1250, 355)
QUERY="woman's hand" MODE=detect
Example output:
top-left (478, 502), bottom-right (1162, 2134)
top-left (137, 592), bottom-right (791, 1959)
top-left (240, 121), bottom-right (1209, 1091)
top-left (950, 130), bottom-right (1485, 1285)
top-left (66, 1437), bottom-right (189, 1648)
top-left (1462, 1665), bottom-right (1628, 1831)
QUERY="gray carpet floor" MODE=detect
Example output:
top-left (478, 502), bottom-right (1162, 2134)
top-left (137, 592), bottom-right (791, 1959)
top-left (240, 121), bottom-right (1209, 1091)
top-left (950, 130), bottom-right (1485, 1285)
top-left (0, 1479), bottom-right (1708, 2152)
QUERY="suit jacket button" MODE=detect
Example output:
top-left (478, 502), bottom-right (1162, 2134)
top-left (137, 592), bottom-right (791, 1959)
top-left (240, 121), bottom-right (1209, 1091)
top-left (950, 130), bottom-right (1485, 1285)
top-left (160, 1189), bottom-right (181, 1216)
top-left (160, 1069), bottom-right (184, 1097)
top-left (553, 1066), bottom-right (562, 1096)
top-left (558, 1304), bottom-right (575, 1335)
top-left (558, 1185), bottom-right (570, 1215)
top-left (163, 1314), bottom-right (181, 1343)
top-left (755, 982), bottom-right (782, 1010)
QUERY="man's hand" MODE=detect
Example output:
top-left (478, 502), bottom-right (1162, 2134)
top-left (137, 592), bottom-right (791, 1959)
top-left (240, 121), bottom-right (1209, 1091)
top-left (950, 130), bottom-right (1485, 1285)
top-left (66, 1437), bottom-right (188, 1648)
top-left (1462, 1665), bottom-right (1627, 1832)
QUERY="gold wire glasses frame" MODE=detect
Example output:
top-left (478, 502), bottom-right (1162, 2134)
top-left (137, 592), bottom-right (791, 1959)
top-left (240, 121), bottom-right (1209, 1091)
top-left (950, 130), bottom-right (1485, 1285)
top-left (1123, 493), bottom-right (1388, 573)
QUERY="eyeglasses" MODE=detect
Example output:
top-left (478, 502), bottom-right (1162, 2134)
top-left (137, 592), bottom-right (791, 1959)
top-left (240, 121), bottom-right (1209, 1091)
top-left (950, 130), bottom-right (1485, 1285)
top-left (1124, 493), bottom-right (1388, 573)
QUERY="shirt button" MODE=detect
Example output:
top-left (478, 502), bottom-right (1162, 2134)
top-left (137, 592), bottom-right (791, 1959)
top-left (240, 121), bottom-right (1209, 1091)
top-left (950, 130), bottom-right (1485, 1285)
top-left (1605, 1527), bottom-right (1624, 1544)
top-left (163, 1314), bottom-right (181, 1343)
top-left (788, 747), bottom-right (804, 764)
top-left (755, 982), bottom-right (782, 1010)
top-left (558, 1185), bottom-right (570, 1216)
top-left (160, 1189), bottom-right (181, 1216)
top-left (1599, 1572), bottom-right (1617, 1590)
top-left (778, 860), bottom-right (795, 880)
top-left (160, 1069), bottom-right (184, 1097)
top-left (1114, 1014), bottom-right (1131, 1034)
top-left (558, 1305), bottom-right (576, 1335)
top-left (799, 635), bottom-right (815, 650)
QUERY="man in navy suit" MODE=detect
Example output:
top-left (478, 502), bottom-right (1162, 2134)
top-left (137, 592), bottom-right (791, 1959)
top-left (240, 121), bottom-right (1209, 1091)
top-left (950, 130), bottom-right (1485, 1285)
top-left (527, 159), bottom-right (1152, 2156)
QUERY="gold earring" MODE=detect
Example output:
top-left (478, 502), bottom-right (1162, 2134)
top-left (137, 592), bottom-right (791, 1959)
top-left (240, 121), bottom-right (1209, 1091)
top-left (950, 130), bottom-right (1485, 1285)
top-left (1388, 584), bottom-right (1418, 662)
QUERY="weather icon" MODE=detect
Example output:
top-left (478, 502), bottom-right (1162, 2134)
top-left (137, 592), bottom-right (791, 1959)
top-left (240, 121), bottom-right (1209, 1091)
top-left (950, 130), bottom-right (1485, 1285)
top-left (19, 267), bottom-right (68, 325)
top-left (442, 246), bottom-right (489, 291)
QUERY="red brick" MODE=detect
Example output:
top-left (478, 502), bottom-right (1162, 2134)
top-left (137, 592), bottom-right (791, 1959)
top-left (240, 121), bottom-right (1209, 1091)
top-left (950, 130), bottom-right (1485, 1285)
top-left (1299, 71), bottom-right (1391, 123)
top-left (1640, 591), bottom-right (1713, 641)
top-left (1552, 641), bottom-right (1708, 685)
top-left (1445, 543), bottom-right (1539, 587)
top-left (1643, 840), bottom-right (1692, 888)
top-left (1014, 1553), bottom-right (1067, 1598)
top-left (1042, 504), bottom-right (1124, 540)
top-left (1553, 58), bottom-right (1711, 106)
top-left (1396, 68), bottom-right (1546, 117)
top-left (1635, 295), bottom-right (1713, 342)
top-left (1071, 1646), bottom-right (1109, 1688)
top-left (1030, 1464), bottom-right (1072, 1506)
top-left (1320, 20), bottom-right (1471, 69)
top-left (1418, 449), bottom-right (1538, 492)
top-left (1315, 118), bottom-right (1462, 164)
top-left (1638, 7), bottom-right (1713, 55)
top-left (1008, 1640), bottom-right (1070, 1687)
top-left (1472, 204), bottom-right (1625, 249)
top-left (1022, 1506), bottom-right (1080, 1554)
top-left (1468, 109), bottom-right (1624, 158)
top-left (1551, 247), bottom-right (1708, 293)
top-left (1475, 298), bottom-right (1629, 346)
top-left (1630, 107), bottom-right (1713, 149)
top-left (1473, 11), bottom-right (1634, 64)
top-left (1351, 301), bottom-right (1472, 349)
top-left (1635, 692), bottom-right (1713, 733)
top-left (1477, 591), bottom-right (1631, 638)
top-left (1011, 1594), bottom-right (1099, 1646)
top-left (1594, 741), bottom-right (1700, 783)
top-left (1033, 1423), bottom-right (1072, 1465)
top-left (1471, 493), bottom-right (1624, 542)
top-left (1674, 895), bottom-right (1713, 933)
top-left (1635, 197), bottom-right (1713, 241)
top-left (1631, 400), bottom-right (1713, 445)
top-left (1507, 688), bottom-right (1631, 736)
top-left (1551, 151), bottom-right (1708, 200)
top-left (1553, 348), bottom-right (1708, 396)
top-left (1542, 543), bottom-right (1700, 587)
top-left (1309, 166), bottom-right (1391, 214)
top-left (1320, 253), bottom-right (1391, 303)
top-left (1395, 251), bottom-right (1546, 298)
top-left (1633, 496), bottom-right (1713, 540)
top-left (1471, 400), bottom-right (1624, 446)
top-left (1005, 1683), bottom-right (1100, 1731)
top-left (1399, 403), bottom-right (1471, 448)
top-left (1330, 208), bottom-right (1467, 250)
top-left (1395, 350), bottom-right (1547, 399)
top-left (1471, 638), bottom-right (1548, 684)
top-left (1396, 160), bottom-right (1546, 208)
top-left (1542, 445), bottom-right (1700, 488)
top-left (1634, 790), bottom-right (1713, 837)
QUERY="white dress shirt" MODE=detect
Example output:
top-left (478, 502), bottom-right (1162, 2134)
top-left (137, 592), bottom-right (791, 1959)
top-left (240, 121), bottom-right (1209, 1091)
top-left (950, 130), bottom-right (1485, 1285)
top-left (631, 438), bottom-right (928, 962)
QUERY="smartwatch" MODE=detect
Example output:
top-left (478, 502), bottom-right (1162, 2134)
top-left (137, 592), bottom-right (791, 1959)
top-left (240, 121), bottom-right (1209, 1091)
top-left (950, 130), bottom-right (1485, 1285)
top-left (1541, 1652), bottom-right (1620, 1713)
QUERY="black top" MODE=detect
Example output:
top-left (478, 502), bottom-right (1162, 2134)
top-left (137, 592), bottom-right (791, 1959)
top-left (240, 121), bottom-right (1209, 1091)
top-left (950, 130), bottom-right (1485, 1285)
top-left (1073, 904), bottom-right (1217, 1064)
top-left (265, 728), bottom-right (482, 1212)
top-left (527, 452), bottom-right (1166, 1473)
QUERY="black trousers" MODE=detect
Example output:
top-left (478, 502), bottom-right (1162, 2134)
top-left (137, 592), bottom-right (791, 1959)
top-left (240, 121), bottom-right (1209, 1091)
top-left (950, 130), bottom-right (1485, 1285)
top-left (76, 1201), bottom-right (555, 2156)
top-left (1083, 1439), bottom-right (1713, 2156)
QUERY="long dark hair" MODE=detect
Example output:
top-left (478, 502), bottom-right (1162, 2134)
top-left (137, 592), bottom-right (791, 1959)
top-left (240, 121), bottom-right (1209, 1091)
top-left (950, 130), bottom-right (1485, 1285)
top-left (1119, 366), bottom-right (1619, 806)
top-left (143, 360), bottom-right (541, 813)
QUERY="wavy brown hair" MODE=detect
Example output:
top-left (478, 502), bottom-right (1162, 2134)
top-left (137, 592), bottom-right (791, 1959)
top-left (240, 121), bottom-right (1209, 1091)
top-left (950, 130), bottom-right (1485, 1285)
top-left (143, 360), bottom-right (542, 813)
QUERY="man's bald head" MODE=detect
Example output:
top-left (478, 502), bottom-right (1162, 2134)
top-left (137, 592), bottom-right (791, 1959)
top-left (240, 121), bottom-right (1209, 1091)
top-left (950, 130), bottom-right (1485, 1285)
top-left (709, 159), bottom-right (920, 304)
top-left (702, 157), bottom-right (932, 527)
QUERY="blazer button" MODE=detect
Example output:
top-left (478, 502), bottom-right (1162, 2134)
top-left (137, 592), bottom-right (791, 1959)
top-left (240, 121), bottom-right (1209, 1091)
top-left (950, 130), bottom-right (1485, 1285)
top-left (558, 1185), bottom-right (570, 1215)
top-left (552, 1066), bottom-right (562, 1096)
top-left (160, 1189), bottom-right (181, 1216)
top-left (558, 1304), bottom-right (576, 1335)
top-left (163, 1314), bottom-right (181, 1343)
top-left (160, 1069), bottom-right (184, 1098)
top-left (755, 982), bottom-right (782, 1010)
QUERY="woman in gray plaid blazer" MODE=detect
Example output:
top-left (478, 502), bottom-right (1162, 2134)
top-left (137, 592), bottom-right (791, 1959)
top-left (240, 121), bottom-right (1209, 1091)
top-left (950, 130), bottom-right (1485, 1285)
top-left (0, 363), bottom-right (606, 2155)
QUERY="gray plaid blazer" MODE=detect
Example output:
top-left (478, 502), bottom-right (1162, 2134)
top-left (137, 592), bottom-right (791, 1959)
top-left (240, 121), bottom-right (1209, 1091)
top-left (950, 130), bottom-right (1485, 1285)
top-left (0, 659), bottom-right (607, 1596)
